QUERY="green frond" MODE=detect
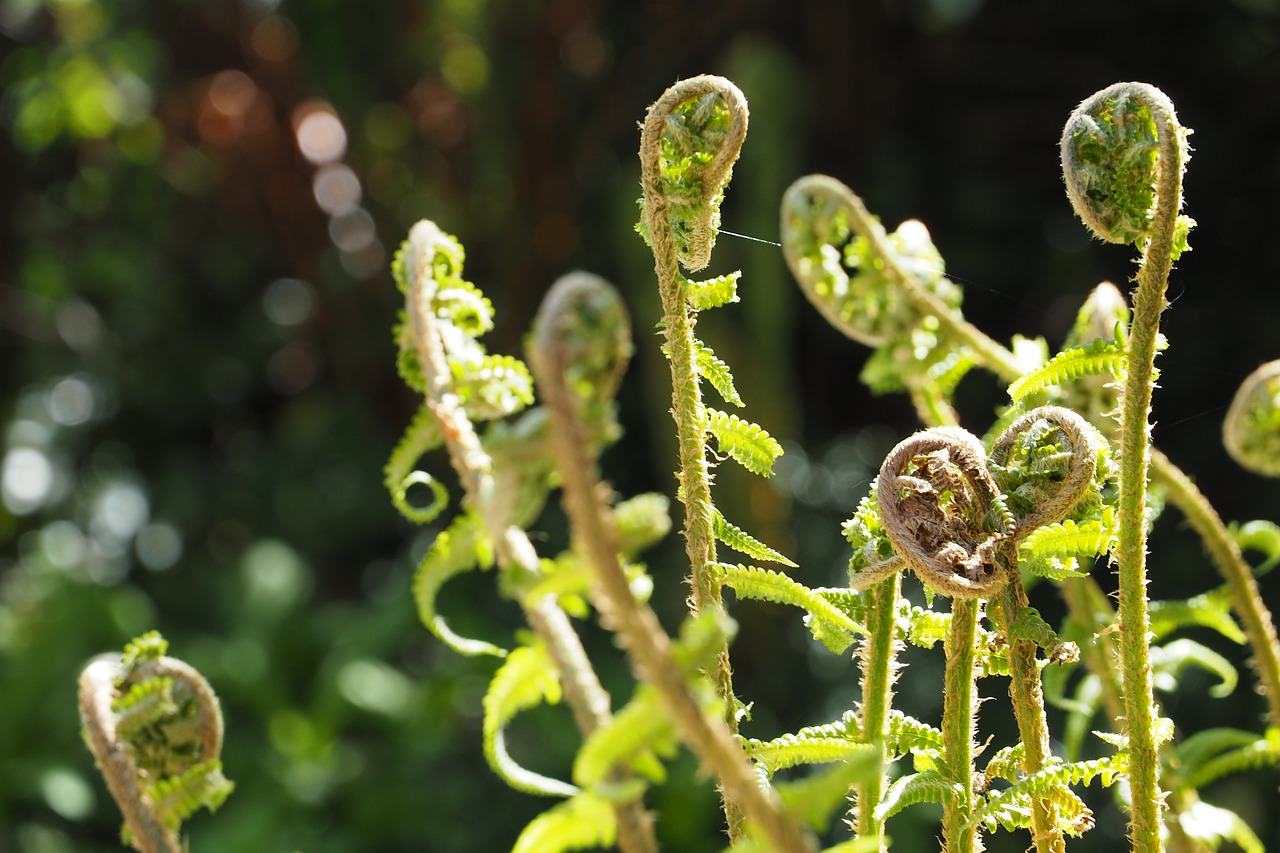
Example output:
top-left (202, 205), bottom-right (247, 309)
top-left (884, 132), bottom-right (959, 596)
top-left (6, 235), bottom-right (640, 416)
top-left (714, 562), bottom-right (863, 654)
top-left (1169, 727), bottom-right (1270, 784)
top-left (873, 769), bottom-right (954, 823)
top-left (413, 512), bottom-right (506, 657)
top-left (1008, 338), bottom-right (1126, 402)
top-left (705, 409), bottom-right (783, 477)
top-left (511, 792), bottom-right (617, 853)
top-left (1018, 511), bottom-right (1117, 565)
top-left (385, 404), bottom-right (447, 524)
top-left (435, 278), bottom-right (495, 338)
top-left (1179, 727), bottom-right (1280, 790)
top-left (1174, 799), bottom-right (1265, 853)
top-left (120, 630), bottom-right (167, 671)
top-left (573, 686), bottom-right (677, 789)
top-left (813, 588), bottom-right (871, 627)
top-left (971, 754), bottom-right (1126, 833)
top-left (983, 744), bottom-right (1027, 783)
top-left (692, 339), bottom-right (744, 407)
top-left (144, 759), bottom-right (234, 830)
top-left (927, 348), bottom-right (977, 400)
top-left (1149, 589), bottom-right (1246, 644)
top-left (483, 642), bottom-right (578, 798)
top-left (451, 352), bottom-right (535, 422)
top-left (843, 486), bottom-right (897, 581)
top-left (740, 732), bottom-right (872, 775)
top-left (901, 604), bottom-right (950, 649)
top-left (885, 711), bottom-right (945, 757)
top-left (1150, 638), bottom-right (1238, 698)
top-left (112, 675), bottom-right (177, 739)
top-left (683, 270), bottom-right (741, 310)
top-left (713, 507), bottom-right (797, 567)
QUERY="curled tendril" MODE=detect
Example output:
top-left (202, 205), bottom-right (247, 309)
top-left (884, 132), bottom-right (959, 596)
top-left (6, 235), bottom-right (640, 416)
top-left (638, 75), bottom-right (748, 272)
top-left (79, 631), bottom-right (232, 853)
top-left (780, 174), bottom-right (961, 348)
top-left (989, 405), bottom-right (1104, 534)
top-left (1060, 81), bottom-right (1193, 256)
top-left (527, 271), bottom-right (633, 415)
top-left (877, 427), bottom-right (1014, 600)
top-left (1223, 361), bottom-right (1280, 476)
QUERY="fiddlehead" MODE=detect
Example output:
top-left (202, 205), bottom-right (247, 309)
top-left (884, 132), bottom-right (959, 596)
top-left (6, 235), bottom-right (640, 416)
top-left (876, 427), bottom-right (1014, 600)
top-left (1223, 361), bottom-right (1280, 477)
top-left (1062, 82), bottom-right (1193, 853)
top-left (79, 631), bottom-right (233, 853)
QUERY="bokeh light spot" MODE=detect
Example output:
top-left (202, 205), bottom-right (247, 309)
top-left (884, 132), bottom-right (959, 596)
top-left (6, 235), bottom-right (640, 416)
top-left (3, 447), bottom-right (54, 514)
top-left (294, 106), bottom-right (346, 164)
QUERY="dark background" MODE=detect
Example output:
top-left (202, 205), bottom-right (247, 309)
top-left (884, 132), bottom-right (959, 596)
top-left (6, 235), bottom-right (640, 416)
top-left (3, 1), bottom-right (1279, 850)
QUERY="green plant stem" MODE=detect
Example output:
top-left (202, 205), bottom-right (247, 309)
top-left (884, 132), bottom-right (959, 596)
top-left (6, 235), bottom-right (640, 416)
top-left (533, 340), bottom-right (815, 853)
top-left (404, 242), bottom-right (655, 853)
top-left (1111, 92), bottom-right (1185, 853)
top-left (854, 573), bottom-right (901, 849)
top-left (993, 573), bottom-right (1065, 853)
top-left (1150, 450), bottom-right (1280, 727)
top-left (941, 597), bottom-right (981, 853)
top-left (639, 75), bottom-right (748, 837)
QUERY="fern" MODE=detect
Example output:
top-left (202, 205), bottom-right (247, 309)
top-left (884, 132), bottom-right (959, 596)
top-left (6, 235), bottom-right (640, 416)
top-left (1008, 338), bottom-right (1126, 402)
top-left (741, 732), bottom-right (874, 775)
top-left (144, 760), bottom-right (234, 830)
top-left (885, 711), bottom-right (945, 756)
top-left (1148, 589), bottom-right (1247, 644)
top-left (873, 769), bottom-right (954, 822)
top-left (411, 511), bottom-right (505, 658)
top-left (715, 562), bottom-right (863, 654)
top-left (483, 642), bottom-right (578, 798)
top-left (1149, 638), bottom-right (1238, 698)
top-left (705, 409), bottom-right (783, 477)
top-left (1176, 726), bottom-right (1280, 790)
top-left (511, 792), bottom-right (617, 853)
top-left (573, 686), bottom-right (676, 789)
top-left (1018, 510), bottom-right (1117, 567)
top-left (713, 507), bottom-right (797, 566)
top-left (385, 404), bottom-right (448, 524)
top-left (970, 753), bottom-right (1126, 833)
top-left (774, 755), bottom-right (883, 832)
top-left (692, 339), bottom-right (744, 407)
top-left (683, 270), bottom-right (741, 310)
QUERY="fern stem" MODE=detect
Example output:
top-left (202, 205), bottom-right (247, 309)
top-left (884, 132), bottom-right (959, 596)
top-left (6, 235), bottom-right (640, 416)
top-left (941, 597), bottom-right (982, 853)
top-left (1094, 84), bottom-right (1184, 853)
top-left (402, 224), bottom-right (656, 852)
top-left (530, 282), bottom-right (815, 853)
top-left (1150, 449), bottom-right (1280, 727)
top-left (854, 573), bottom-right (902, 848)
top-left (994, 574), bottom-right (1066, 853)
top-left (639, 75), bottom-right (749, 836)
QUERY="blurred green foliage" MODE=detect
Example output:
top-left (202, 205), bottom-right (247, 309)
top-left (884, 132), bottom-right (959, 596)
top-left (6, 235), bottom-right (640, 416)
top-left (3, 1), bottom-right (1280, 850)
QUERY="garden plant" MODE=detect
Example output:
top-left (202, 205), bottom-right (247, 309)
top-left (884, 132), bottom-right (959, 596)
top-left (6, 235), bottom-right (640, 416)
top-left (79, 74), bottom-right (1280, 852)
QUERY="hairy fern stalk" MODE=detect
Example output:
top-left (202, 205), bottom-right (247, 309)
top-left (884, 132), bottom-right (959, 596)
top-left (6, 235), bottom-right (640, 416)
top-left (80, 76), bottom-right (1280, 853)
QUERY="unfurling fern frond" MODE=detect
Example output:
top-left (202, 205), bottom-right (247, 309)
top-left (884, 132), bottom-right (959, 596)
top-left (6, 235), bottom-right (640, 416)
top-left (705, 409), bottom-right (783, 477)
top-left (451, 352), bottom-right (536, 422)
top-left (573, 686), bottom-right (677, 789)
top-left (873, 769), bottom-right (954, 823)
top-left (144, 760), bottom-right (234, 831)
top-left (969, 753), bottom-right (1126, 833)
top-left (483, 642), bottom-right (578, 798)
top-left (714, 562), bottom-right (863, 654)
top-left (683, 270), bottom-right (741, 310)
top-left (1008, 338), bottom-right (1126, 403)
top-left (412, 511), bottom-right (505, 658)
top-left (713, 507), bottom-right (796, 566)
top-left (511, 792), bottom-right (617, 853)
top-left (692, 339), bottom-right (744, 407)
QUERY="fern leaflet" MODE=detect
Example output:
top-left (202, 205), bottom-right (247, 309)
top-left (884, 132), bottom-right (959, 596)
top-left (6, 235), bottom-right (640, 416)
top-left (385, 404), bottom-right (448, 524)
top-left (573, 686), bottom-right (676, 788)
top-left (692, 339), bottom-right (744, 407)
top-left (683, 270), bottom-right (741, 310)
top-left (483, 642), bottom-right (578, 798)
top-left (715, 562), bottom-right (864, 654)
top-left (714, 507), bottom-right (797, 566)
top-left (741, 732), bottom-right (873, 774)
top-left (873, 769), bottom-right (954, 823)
top-left (412, 512), bottom-right (505, 658)
top-left (969, 754), bottom-right (1126, 832)
top-left (1008, 338), bottom-right (1126, 402)
top-left (144, 759), bottom-right (234, 830)
top-left (1148, 589), bottom-right (1246, 644)
top-left (511, 793), bottom-right (616, 853)
top-left (706, 409), bottom-right (783, 477)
